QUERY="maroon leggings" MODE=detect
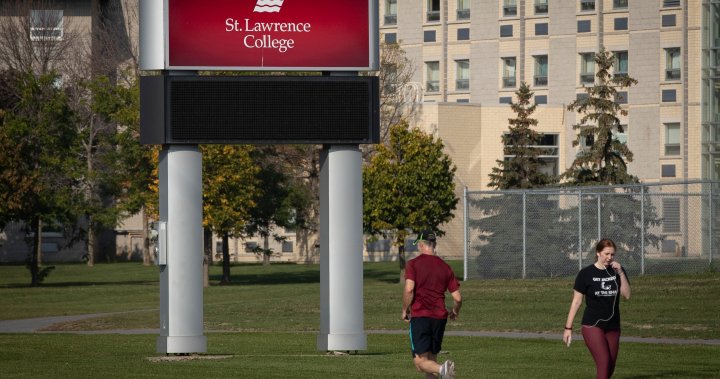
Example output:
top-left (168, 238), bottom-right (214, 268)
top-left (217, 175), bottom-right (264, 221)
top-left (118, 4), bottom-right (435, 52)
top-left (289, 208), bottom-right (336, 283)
top-left (582, 326), bottom-right (620, 379)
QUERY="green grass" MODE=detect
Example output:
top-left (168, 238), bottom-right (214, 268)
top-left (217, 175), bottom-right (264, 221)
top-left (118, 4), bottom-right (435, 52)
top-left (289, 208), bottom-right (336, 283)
top-left (1, 262), bottom-right (719, 378)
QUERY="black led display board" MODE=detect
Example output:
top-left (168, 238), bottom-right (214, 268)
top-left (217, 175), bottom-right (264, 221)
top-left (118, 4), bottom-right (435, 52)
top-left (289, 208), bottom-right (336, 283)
top-left (140, 75), bottom-right (379, 145)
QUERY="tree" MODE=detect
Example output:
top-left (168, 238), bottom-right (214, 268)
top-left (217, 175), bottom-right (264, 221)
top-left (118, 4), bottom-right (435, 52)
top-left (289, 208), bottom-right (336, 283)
top-left (0, 1), bottom-right (81, 75)
top-left (244, 146), bottom-right (310, 266)
top-left (564, 48), bottom-right (661, 267)
top-left (202, 145), bottom-right (260, 284)
top-left (363, 121), bottom-right (458, 281)
top-left (489, 82), bottom-right (556, 189)
top-left (377, 42), bottom-right (418, 144)
top-left (0, 71), bottom-right (83, 285)
top-left (471, 83), bottom-right (569, 278)
top-left (563, 47), bottom-right (638, 186)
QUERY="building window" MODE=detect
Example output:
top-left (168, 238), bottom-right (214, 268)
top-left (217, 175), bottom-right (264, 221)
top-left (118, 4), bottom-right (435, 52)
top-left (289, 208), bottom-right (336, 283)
top-left (538, 134), bottom-right (560, 176)
top-left (662, 14), bottom-right (676, 27)
top-left (30, 9), bottom-right (63, 41)
top-left (577, 93), bottom-right (589, 101)
top-left (614, 124), bottom-right (628, 144)
top-left (384, 33), bottom-right (397, 44)
top-left (503, 0), bottom-right (517, 17)
top-left (457, 99), bottom-right (469, 103)
top-left (499, 96), bottom-right (512, 104)
top-left (535, 95), bottom-right (548, 104)
top-left (506, 133), bottom-right (559, 175)
top-left (665, 48), bottom-right (681, 80)
top-left (535, 0), bottom-right (548, 14)
top-left (502, 57), bottom-right (516, 88)
top-left (580, 53), bottom-right (595, 85)
top-left (244, 241), bottom-right (258, 252)
top-left (427, 0), bottom-right (440, 22)
top-left (456, 60), bottom-right (470, 91)
top-left (615, 91), bottom-right (628, 104)
top-left (281, 241), bottom-right (294, 253)
top-left (665, 123), bottom-right (680, 155)
top-left (426, 61), bottom-right (440, 92)
top-left (534, 55), bottom-right (548, 86)
top-left (663, 0), bottom-right (680, 7)
top-left (662, 198), bottom-right (681, 233)
top-left (580, 0), bottom-right (595, 12)
top-left (457, 0), bottom-right (470, 19)
top-left (578, 20), bottom-right (591, 33)
top-left (384, 0), bottom-right (397, 25)
top-left (613, 0), bottom-right (628, 9)
top-left (500, 24), bottom-right (513, 37)
top-left (662, 89), bottom-right (677, 102)
top-left (535, 23), bottom-right (548, 36)
top-left (424, 30), bottom-right (437, 42)
top-left (614, 17), bottom-right (628, 31)
top-left (662, 164), bottom-right (677, 178)
top-left (457, 28), bottom-right (470, 40)
top-left (613, 51), bottom-right (628, 77)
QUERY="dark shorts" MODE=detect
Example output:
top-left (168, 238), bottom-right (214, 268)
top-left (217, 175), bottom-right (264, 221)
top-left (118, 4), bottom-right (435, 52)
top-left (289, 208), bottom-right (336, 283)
top-left (409, 317), bottom-right (447, 357)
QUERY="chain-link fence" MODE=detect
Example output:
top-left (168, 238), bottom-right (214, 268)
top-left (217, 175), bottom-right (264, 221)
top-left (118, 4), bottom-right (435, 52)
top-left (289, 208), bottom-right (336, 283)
top-left (463, 180), bottom-right (720, 279)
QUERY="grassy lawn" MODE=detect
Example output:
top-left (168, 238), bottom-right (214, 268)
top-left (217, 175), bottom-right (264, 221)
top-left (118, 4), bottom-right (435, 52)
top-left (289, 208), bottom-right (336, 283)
top-left (1, 261), bottom-right (719, 378)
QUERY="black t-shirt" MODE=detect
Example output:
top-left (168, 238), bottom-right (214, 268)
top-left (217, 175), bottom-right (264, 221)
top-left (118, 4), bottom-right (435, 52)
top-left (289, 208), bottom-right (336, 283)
top-left (573, 264), bottom-right (628, 329)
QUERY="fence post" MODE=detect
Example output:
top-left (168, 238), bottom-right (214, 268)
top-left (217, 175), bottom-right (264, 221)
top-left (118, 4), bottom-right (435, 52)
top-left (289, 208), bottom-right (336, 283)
top-left (710, 183), bottom-right (714, 266)
top-left (464, 186), bottom-right (468, 281)
top-left (641, 185), bottom-right (645, 275)
top-left (522, 191), bottom-right (527, 279)
top-left (597, 195), bottom-right (601, 240)
top-left (579, 190), bottom-right (583, 271)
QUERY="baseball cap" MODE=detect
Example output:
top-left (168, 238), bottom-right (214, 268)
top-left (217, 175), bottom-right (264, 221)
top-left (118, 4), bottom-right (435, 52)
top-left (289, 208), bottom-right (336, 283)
top-left (413, 229), bottom-right (436, 245)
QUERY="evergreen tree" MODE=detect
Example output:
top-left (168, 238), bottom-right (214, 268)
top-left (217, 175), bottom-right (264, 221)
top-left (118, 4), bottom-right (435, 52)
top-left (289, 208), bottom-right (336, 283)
top-left (489, 82), bottom-right (556, 189)
top-left (471, 82), bottom-right (570, 278)
top-left (564, 48), bottom-right (661, 269)
top-left (563, 47), bottom-right (638, 186)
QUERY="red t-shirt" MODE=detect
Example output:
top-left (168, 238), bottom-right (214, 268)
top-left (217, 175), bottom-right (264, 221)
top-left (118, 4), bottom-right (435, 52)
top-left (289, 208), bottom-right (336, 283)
top-left (405, 254), bottom-right (460, 319)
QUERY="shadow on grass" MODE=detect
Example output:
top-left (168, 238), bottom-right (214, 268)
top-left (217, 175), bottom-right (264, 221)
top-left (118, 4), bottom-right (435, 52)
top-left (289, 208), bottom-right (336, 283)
top-left (208, 263), bottom-right (403, 286)
top-left (0, 280), bottom-right (158, 289)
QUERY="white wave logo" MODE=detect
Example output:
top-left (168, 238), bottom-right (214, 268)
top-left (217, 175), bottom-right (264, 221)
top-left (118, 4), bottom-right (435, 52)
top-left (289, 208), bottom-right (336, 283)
top-left (254, 0), bottom-right (284, 13)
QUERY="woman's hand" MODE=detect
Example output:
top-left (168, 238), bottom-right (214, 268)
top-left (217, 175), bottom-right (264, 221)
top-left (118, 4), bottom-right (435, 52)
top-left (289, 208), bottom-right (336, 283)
top-left (563, 329), bottom-right (572, 347)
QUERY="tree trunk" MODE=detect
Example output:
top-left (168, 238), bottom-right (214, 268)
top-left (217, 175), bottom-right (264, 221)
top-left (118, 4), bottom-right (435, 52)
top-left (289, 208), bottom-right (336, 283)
top-left (30, 217), bottom-right (41, 286)
top-left (86, 218), bottom-right (95, 267)
top-left (220, 233), bottom-right (231, 284)
top-left (262, 234), bottom-right (270, 266)
top-left (398, 237), bottom-right (406, 284)
top-left (142, 212), bottom-right (151, 266)
top-left (203, 227), bottom-right (213, 287)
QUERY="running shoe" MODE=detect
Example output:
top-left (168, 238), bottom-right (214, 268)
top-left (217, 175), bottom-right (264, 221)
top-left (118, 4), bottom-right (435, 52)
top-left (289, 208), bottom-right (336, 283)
top-left (441, 360), bottom-right (455, 379)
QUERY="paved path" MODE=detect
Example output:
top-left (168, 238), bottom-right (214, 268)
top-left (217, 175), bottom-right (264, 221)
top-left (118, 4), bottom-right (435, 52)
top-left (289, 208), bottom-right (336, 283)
top-left (1, 315), bottom-right (718, 346)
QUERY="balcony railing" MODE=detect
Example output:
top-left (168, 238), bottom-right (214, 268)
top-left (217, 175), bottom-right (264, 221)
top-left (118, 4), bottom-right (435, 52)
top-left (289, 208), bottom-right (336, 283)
top-left (426, 81), bottom-right (440, 92)
top-left (427, 11), bottom-right (440, 22)
top-left (384, 14), bottom-right (397, 25)
top-left (535, 4), bottom-right (548, 14)
top-left (503, 6), bottom-right (517, 17)
top-left (457, 9), bottom-right (470, 20)
top-left (502, 77), bottom-right (516, 87)
top-left (580, 0), bottom-right (595, 11)
top-left (534, 76), bottom-right (548, 86)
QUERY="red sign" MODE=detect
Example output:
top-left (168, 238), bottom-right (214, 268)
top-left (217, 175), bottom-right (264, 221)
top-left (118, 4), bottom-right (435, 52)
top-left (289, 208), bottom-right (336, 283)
top-left (167, 0), bottom-right (377, 70)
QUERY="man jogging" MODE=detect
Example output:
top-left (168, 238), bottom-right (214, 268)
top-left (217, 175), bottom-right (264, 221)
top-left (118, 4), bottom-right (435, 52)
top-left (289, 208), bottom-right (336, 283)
top-left (402, 229), bottom-right (462, 379)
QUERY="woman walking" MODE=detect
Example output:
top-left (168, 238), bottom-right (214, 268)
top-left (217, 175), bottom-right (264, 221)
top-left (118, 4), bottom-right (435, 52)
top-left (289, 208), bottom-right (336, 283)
top-left (563, 239), bottom-right (631, 379)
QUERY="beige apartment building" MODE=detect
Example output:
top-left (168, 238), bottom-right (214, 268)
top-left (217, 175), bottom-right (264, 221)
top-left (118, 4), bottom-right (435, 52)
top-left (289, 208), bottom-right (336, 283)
top-left (3, 1), bottom-right (718, 264)
top-left (377, 0), bottom-right (720, 257)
